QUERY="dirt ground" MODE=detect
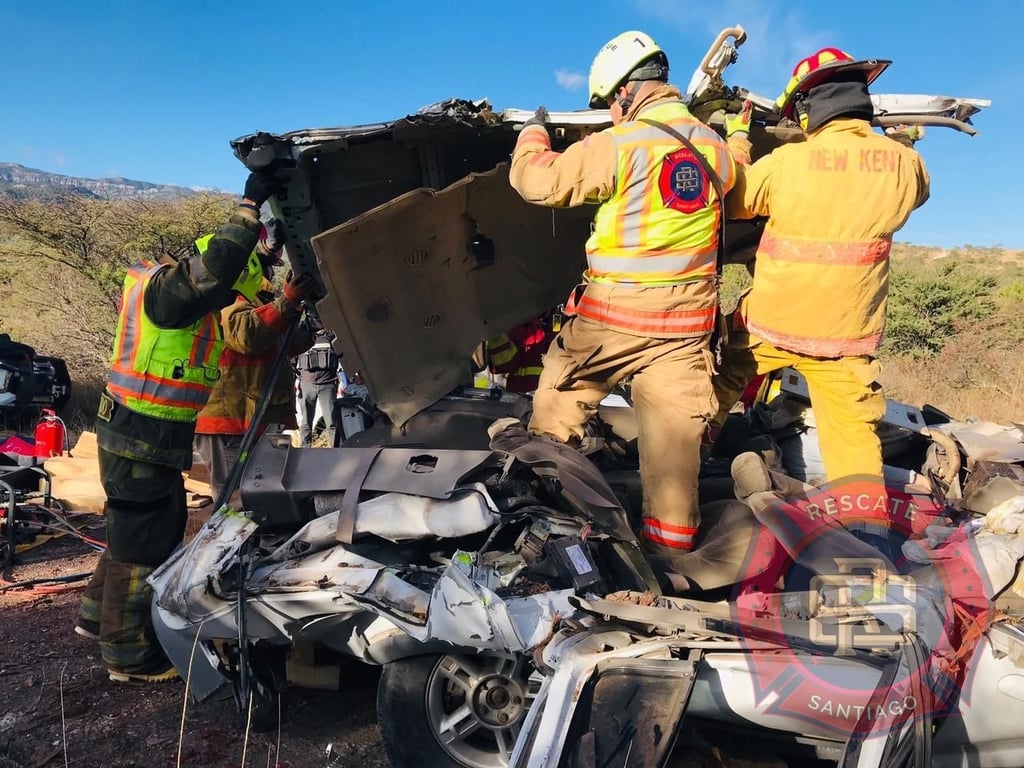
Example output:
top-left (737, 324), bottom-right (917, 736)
top-left (0, 529), bottom-right (390, 768)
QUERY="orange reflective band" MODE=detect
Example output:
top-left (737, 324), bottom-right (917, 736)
top-left (576, 294), bottom-right (714, 335)
top-left (515, 127), bottom-right (551, 148)
top-left (190, 314), bottom-right (219, 366)
top-left (124, 274), bottom-right (146, 371)
top-left (528, 150), bottom-right (561, 167)
top-left (106, 381), bottom-right (210, 411)
top-left (744, 318), bottom-right (883, 358)
top-left (759, 232), bottom-right (892, 266)
top-left (195, 415), bottom-right (248, 434)
top-left (108, 366), bottom-right (211, 396)
top-left (642, 517), bottom-right (697, 549)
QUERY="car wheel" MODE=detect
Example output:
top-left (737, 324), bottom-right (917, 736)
top-left (378, 652), bottom-right (539, 768)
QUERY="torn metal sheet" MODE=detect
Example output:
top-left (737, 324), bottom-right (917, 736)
top-left (869, 93), bottom-right (990, 122)
top-left (150, 508), bottom-right (257, 622)
top-left (933, 421), bottom-right (1024, 463)
top-left (351, 550), bottom-right (574, 653)
top-left (425, 552), bottom-right (573, 652)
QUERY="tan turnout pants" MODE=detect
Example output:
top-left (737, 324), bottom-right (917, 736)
top-left (530, 316), bottom-right (716, 546)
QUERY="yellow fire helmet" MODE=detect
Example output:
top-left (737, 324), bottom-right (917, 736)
top-left (588, 30), bottom-right (669, 109)
top-left (193, 233), bottom-right (262, 303)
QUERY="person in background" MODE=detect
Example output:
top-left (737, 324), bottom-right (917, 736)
top-left (485, 309), bottom-right (561, 394)
top-left (76, 170), bottom-right (283, 683)
top-left (193, 227), bottom-right (315, 503)
top-left (294, 327), bottom-right (340, 447)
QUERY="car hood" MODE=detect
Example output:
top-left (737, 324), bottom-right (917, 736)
top-left (308, 163), bottom-right (593, 425)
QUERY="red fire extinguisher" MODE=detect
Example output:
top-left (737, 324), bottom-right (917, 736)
top-left (35, 408), bottom-right (66, 458)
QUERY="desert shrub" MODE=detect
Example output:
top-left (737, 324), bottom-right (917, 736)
top-left (0, 193), bottom-right (234, 367)
top-left (996, 279), bottom-right (1024, 303)
top-left (719, 263), bottom-right (752, 314)
top-left (0, 193), bottom-right (235, 436)
top-left (882, 260), bottom-right (995, 358)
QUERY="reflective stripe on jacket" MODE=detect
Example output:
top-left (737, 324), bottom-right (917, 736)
top-left (729, 118), bottom-right (930, 357)
top-left (106, 263), bottom-right (224, 422)
top-left (509, 85), bottom-right (735, 338)
top-left (587, 100), bottom-right (734, 287)
top-left (195, 293), bottom-right (312, 435)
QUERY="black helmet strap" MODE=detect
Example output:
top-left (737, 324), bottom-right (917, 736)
top-left (615, 81), bottom-right (643, 114)
top-left (616, 52), bottom-right (668, 115)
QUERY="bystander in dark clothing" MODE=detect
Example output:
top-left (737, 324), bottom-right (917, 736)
top-left (294, 329), bottom-right (340, 447)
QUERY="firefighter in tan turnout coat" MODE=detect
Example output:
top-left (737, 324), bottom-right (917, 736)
top-left (509, 31), bottom-right (746, 580)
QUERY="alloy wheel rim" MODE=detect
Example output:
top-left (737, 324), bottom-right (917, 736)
top-left (425, 653), bottom-right (538, 768)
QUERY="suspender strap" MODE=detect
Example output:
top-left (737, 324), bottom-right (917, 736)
top-left (639, 118), bottom-right (728, 360)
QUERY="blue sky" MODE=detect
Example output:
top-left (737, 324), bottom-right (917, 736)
top-left (4, 0), bottom-right (1021, 248)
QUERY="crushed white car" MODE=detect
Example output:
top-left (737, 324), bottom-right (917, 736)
top-left (149, 25), bottom-right (1004, 768)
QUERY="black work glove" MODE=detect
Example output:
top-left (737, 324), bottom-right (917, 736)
top-left (243, 170), bottom-right (282, 206)
top-left (256, 217), bottom-right (285, 266)
top-left (522, 106), bottom-right (549, 131)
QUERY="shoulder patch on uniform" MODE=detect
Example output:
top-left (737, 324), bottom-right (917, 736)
top-left (658, 147), bottom-right (710, 214)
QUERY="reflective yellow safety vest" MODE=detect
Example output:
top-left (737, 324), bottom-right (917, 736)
top-left (578, 100), bottom-right (735, 335)
top-left (106, 263), bottom-right (224, 422)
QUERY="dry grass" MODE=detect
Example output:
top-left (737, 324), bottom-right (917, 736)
top-left (880, 324), bottom-right (1024, 423)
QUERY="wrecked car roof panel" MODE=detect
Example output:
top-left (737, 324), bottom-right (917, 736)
top-left (311, 165), bottom-right (592, 424)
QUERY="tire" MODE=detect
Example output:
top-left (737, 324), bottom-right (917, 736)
top-left (378, 652), bottom-right (539, 768)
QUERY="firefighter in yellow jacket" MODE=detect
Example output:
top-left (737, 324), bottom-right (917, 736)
top-left (714, 49), bottom-right (930, 502)
top-left (509, 31), bottom-right (740, 580)
top-left (193, 229), bottom-right (315, 504)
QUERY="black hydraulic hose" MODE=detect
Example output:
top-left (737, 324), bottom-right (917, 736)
top-left (222, 308), bottom-right (303, 720)
top-left (0, 571), bottom-right (92, 591)
top-left (213, 313), bottom-right (301, 514)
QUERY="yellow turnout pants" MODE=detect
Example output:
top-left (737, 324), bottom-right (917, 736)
top-left (711, 323), bottom-right (886, 483)
top-left (530, 316), bottom-right (715, 546)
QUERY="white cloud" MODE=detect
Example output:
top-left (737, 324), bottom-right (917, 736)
top-left (19, 145), bottom-right (35, 158)
top-left (53, 153), bottom-right (68, 167)
top-left (555, 68), bottom-right (587, 91)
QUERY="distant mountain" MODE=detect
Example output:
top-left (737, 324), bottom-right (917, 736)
top-left (0, 162), bottom-right (202, 201)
